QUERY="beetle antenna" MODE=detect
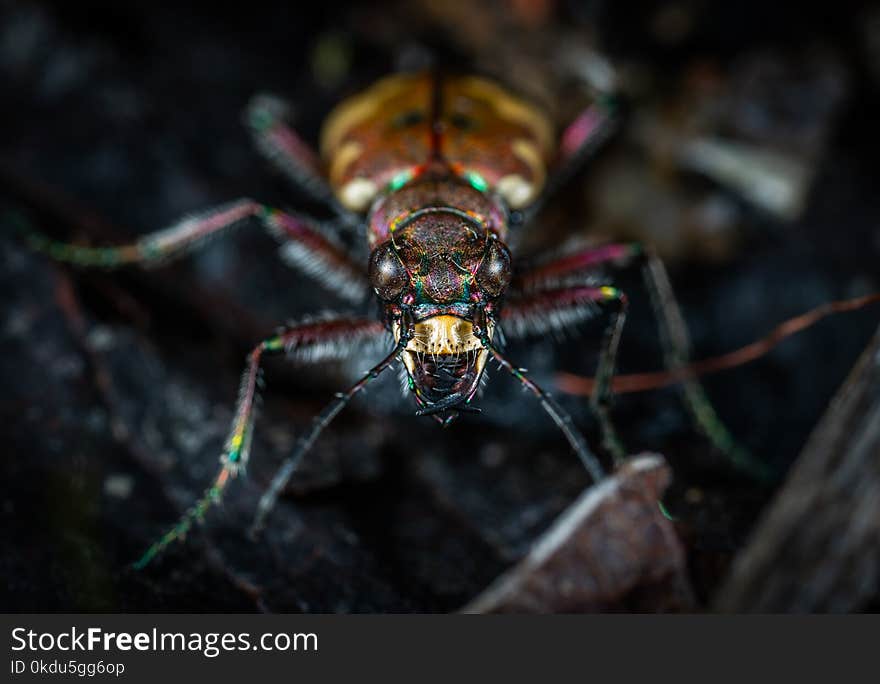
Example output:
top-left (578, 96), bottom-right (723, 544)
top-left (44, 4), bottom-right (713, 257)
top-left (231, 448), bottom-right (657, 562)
top-left (485, 343), bottom-right (606, 484)
top-left (250, 333), bottom-right (412, 536)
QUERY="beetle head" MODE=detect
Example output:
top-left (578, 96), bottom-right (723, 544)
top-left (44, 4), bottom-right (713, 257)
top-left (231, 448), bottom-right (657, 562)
top-left (368, 207), bottom-right (511, 415)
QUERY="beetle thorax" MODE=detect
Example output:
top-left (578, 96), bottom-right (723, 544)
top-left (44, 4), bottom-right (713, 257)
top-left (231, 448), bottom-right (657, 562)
top-left (367, 178), bottom-right (508, 249)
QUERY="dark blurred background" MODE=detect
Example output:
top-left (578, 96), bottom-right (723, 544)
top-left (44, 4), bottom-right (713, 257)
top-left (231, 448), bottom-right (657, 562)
top-left (1, 0), bottom-right (878, 612)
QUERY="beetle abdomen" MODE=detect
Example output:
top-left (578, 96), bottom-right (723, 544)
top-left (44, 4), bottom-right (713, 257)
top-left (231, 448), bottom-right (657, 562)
top-left (321, 72), bottom-right (554, 211)
top-left (440, 75), bottom-right (553, 209)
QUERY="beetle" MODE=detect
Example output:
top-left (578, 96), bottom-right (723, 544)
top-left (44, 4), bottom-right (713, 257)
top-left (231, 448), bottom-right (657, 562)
top-left (26, 71), bottom-right (740, 567)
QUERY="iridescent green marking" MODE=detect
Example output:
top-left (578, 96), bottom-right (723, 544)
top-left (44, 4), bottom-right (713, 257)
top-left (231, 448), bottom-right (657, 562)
top-left (249, 106), bottom-right (275, 133)
top-left (388, 169), bottom-right (413, 192)
top-left (262, 337), bottom-right (285, 352)
top-left (43, 241), bottom-right (125, 266)
top-left (464, 170), bottom-right (488, 193)
top-left (139, 241), bottom-right (163, 260)
top-left (16, 214), bottom-right (139, 267)
top-left (133, 484), bottom-right (220, 570)
top-left (657, 500), bottom-right (676, 521)
top-left (227, 418), bottom-right (252, 464)
top-left (683, 384), bottom-right (772, 482)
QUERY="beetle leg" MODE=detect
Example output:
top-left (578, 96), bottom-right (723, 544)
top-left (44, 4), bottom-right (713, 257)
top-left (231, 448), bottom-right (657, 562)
top-left (134, 316), bottom-right (389, 568)
top-left (554, 97), bottom-right (619, 180)
top-left (639, 251), bottom-right (769, 480)
top-left (507, 242), bottom-right (769, 479)
top-left (245, 93), bottom-right (360, 228)
top-left (264, 208), bottom-right (368, 301)
top-left (250, 317), bottom-right (415, 535)
top-left (517, 96), bottom-right (618, 226)
top-left (500, 285), bottom-right (628, 462)
top-left (20, 198), bottom-right (368, 301)
top-left (481, 340), bottom-right (606, 484)
top-left (513, 242), bottom-right (639, 293)
top-left (589, 287), bottom-right (629, 463)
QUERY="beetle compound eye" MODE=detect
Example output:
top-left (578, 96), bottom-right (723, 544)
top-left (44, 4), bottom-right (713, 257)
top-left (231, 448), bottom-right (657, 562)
top-left (476, 240), bottom-right (512, 297)
top-left (369, 243), bottom-right (409, 300)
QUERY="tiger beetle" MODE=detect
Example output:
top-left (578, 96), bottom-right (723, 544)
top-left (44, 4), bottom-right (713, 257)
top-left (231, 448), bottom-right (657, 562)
top-left (24, 71), bottom-right (750, 567)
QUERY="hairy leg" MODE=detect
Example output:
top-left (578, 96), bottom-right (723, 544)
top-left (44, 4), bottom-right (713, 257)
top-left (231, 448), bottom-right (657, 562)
top-left (507, 242), bottom-right (767, 478)
top-left (500, 284), bottom-right (628, 463)
top-left (245, 94), bottom-right (360, 227)
top-left (135, 316), bottom-right (388, 568)
top-left (251, 325), bottom-right (413, 535)
top-left (18, 198), bottom-right (368, 301)
top-left (517, 95), bottom-right (619, 227)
